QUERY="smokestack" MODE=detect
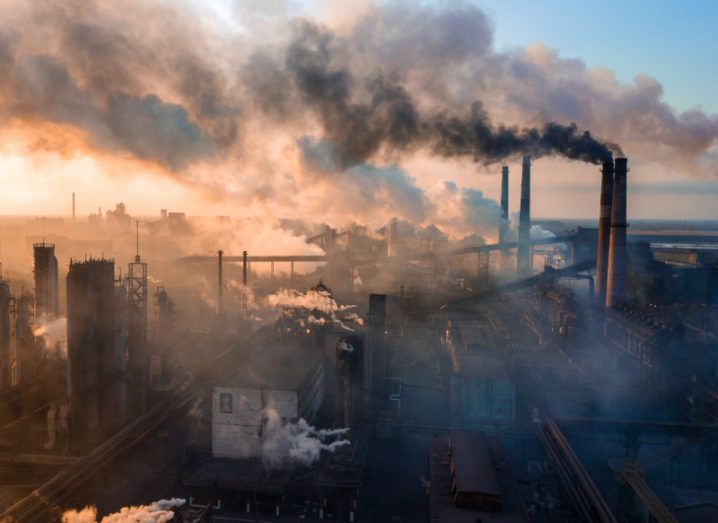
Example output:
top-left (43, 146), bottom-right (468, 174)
top-left (499, 166), bottom-right (509, 244)
top-left (242, 250), bottom-right (248, 312)
top-left (595, 160), bottom-right (614, 304)
top-left (606, 157), bottom-right (628, 308)
top-left (217, 250), bottom-right (223, 315)
top-left (386, 218), bottom-right (398, 257)
top-left (72, 192), bottom-right (76, 222)
top-left (242, 251), bottom-right (248, 286)
top-left (517, 156), bottom-right (531, 274)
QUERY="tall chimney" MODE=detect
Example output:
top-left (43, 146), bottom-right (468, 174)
top-left (217, 250), bottom-right (224, 315)
top-left (242, 251), bottom-right (248, 286)
top-left (72, 192), bottom-right (76, 222)
top-left (517, 156), bottom-right (531, 274)
top-left (499, 166), bottom-right (509, 243)
top-left (596, 160), bottom-right (614, 304)
top-left (386, 218), bottom-right (398, 257)
top-left (242, 250), bottom-right (248, 311)
top-left (606, 157), bottom-right (628, 308)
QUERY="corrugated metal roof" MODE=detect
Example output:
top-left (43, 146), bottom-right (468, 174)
top-left (450, 430), bottom-right (500, 497)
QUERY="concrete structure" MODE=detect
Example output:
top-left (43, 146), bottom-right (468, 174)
top-left (500, 166), bottom-right (509, 245)
top-left (335, 334), bottom-right (364, 430)
top-left (606, 157), bottom-right (628, 307)
top-left (33, 243), bottom-right (59, 319)
top-left (596, 160), bottom-right (614, 304)
top-left (212, 340), bottom-right (325, 459)
top-left (0, 280), bottom-right (10, 389)
top-left (12, 293), bottom-right (35, 386)
top-left (67, 259), bottom-right (122, 433)
top-left (517, 156), bottom-right (532, 274)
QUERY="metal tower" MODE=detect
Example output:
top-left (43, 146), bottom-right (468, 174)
top-left (127, 221), bottom-right (148, 386)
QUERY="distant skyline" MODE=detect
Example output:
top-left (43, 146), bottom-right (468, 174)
top-left (0, 0), bottom-right (716, 226)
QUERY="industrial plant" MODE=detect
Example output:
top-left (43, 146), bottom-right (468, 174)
top-left (2, 0), bottom-right (718, 521)
top-left (0, 153), bottom-right (715, 523)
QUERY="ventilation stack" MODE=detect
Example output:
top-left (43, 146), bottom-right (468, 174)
top-left (499, 166), bottom-right (509, 244)
top-left (517, 156), bottom-right (531, 274)
top-left (595, 160), bottom-right (614, 305)
top-left (606, 158), bottom-right (628, 308)
top-left (33, 243), bottom-right (59, 319)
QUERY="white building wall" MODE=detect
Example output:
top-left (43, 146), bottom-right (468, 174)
top-left (211, 387), bottom-right (298, 459)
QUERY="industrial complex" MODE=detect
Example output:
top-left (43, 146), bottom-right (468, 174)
top-left (0, 155), bottom-right (717, 523)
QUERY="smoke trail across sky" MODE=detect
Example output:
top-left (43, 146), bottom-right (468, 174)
top-left (0, 1), bottom-right (717, 226)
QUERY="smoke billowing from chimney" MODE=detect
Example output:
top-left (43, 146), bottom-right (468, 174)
top-left (285, 23), bottom-right (619, 167)
top-left (0, 1), bottom-right (716, 236)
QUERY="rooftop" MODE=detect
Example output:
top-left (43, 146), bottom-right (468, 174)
top-left (220, 338), bottom-right (323, 392)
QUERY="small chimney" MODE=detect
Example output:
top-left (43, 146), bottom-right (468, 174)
top-left (499, 166), bottom-right (509, 244)
top-left (517, 156), bottom-right (531, 274)
top-left (387, 218), bottom-right (398, 257)
top-left (606, 157), bottom-right (628, 308)
top-left (596, 160), bottom-right (614, 304)
top-left (217, 250), bottom-right (224, 315)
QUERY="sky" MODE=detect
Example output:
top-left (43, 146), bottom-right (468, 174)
top-left (0, 0), bottom-right (717, 224)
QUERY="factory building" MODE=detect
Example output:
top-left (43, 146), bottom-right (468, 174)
top-left (33, 242), bottom-right (59, 318)
top-left (67, 259), bottom-right (125, 433)
top-left (445, 317), bottom-right (516, 422)
top-left (211, 340), bottom-right (325, 459)
top-left (604, 305), bottom-right (686, 384)
top-left (533, 281), bottom-right (581, 342)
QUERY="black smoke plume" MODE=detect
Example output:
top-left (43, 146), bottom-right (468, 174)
top-left (284, 21), bottom-right (620, 167)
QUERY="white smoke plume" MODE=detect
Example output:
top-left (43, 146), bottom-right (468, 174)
top-left (261, 408), bottom-right (350, 469)
top-left (266, 287), bottom-right (350, 314)
top-left (33, 316), bottom-right (67, 357)
top-left (61, 498), bottom-right (185, 523)
top-left (265, 287), bottom-right (363, 331)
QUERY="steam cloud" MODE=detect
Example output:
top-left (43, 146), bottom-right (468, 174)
top-left (1, 1), bottom-right (717, 236)
top-left (33, 316), bottom-right (68, 357)
top-left (61, 498), bottom-right (185, 523)
top-left (261, 408), bottom-right (350, 468)
top-left (266, 287), bottom-right (363, 330)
